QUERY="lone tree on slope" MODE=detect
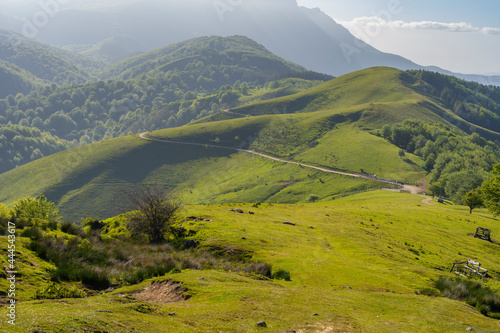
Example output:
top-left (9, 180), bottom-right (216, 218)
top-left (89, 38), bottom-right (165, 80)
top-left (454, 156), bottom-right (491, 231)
top-left (126, 186), bottom-right (181, 243)
top-left (462, 189), bottom-right (484, 214)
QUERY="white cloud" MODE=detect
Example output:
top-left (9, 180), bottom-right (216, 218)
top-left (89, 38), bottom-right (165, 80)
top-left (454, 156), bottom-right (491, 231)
top-left (482, 27), bottom-right (500, 35)
top-left (338, 16), bottom-right (500, 35)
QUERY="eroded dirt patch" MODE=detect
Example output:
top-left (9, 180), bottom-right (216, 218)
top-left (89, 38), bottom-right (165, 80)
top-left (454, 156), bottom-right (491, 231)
top-left (133, 280), bottom-right (188, 304)
top-left (295, 321), bottom-right (357, 333)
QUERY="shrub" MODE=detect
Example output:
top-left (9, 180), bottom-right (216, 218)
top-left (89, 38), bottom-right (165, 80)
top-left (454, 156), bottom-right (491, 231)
top-left (126, 186), bottom-right (181, 244)
top-left (272, 269), bottom-right (291, 281)
top-left (13, 194), bottom-right (60, 222)
top-left (82, 218), bottom-right (106, 231)
top-left (417, 288), bottom-right (440, 297)
top-left (435, 278), bottom-right (500, 317)
top-left (243, 262), bottom-right (272, 278)
top-left (60, 222), bottom-right (82, 235)
top-left (77, 266), bottom-right (110, 290)
top-left (21, 226), bottom-right (43, 240)
top-left (0, 203), bottom-right (11, 219)
top-left (306, 194), bottom-right (320, 203)
top-left (41, 220), bottom-right (58, 231)
top-left (34, 283), bottom-right (86, 300)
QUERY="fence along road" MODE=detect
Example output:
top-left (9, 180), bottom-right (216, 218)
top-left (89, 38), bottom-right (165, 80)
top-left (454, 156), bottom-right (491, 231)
top-left (139, 132), bottom-right (424, 193)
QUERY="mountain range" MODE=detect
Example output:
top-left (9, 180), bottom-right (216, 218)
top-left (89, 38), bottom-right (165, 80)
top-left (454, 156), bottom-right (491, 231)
top-left (0, 0), bottom-right (499, 84)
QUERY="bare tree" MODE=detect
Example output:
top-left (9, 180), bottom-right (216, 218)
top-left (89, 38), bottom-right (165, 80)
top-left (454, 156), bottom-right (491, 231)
top-left (125, 186), bottom-right (181, 243)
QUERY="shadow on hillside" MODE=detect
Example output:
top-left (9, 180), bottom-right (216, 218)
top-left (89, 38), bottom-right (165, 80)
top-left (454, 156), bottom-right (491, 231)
top-left (44, 140), bottom-right (235, 220)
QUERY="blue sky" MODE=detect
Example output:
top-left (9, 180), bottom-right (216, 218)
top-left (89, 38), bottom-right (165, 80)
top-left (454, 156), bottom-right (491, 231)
top-left (297, 0), bottom-right (500, 74)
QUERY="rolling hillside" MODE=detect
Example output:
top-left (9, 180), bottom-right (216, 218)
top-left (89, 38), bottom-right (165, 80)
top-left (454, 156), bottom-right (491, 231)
top-left (0, 28), bottom-right (101, 86)
top-left (3, 67), bottom-right (499, 220)
top-left (0, 35), bottom-right (330, 173)
top-left (0, 58), bottom-right (40, 98)
top-left (2, 192), bottom-right (500, 332)
top-left (101, 35), bottom-right (325, 84)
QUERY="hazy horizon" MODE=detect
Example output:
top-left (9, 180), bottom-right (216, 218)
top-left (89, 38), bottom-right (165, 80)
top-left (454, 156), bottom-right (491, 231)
top-left (0, 0), bottom-right (499, 76)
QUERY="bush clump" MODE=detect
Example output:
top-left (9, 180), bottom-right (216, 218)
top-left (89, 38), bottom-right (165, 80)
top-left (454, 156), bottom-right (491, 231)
top-left (435, 278), bottom-right (500, 317)
top-left (34, 283), bottom-right (86, 300)
top-left (272, 269), bottom-right (291, 281)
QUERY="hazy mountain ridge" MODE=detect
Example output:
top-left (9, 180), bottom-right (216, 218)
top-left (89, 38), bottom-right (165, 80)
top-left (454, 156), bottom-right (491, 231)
top-left (102, 35), bottom-right (307, 81)
top-left (0, 58), bottom-right (39, 97)
top-left (1, 0), bottom-right (498, 85)
top-left (0, 28), bottom-right (104, 89)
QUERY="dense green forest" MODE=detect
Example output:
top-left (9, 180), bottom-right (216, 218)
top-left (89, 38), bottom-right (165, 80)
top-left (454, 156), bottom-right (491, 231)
top-left (380, 119), bottom-right (500, 202)
top-left (409, 70), bottom-right (500, 135)
top-left (0, 35), bottom-right (331, 173)
top-left (0, 124), bottom-right (74, 173)
top-left (0, 28), bottom-right (102, 93)
top-left (0, 77), bottom-right (325, 143)
top-left (102, 36), bottom-right (308, 81)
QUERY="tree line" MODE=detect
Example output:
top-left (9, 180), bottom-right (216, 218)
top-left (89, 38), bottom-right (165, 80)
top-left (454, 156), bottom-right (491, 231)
top-left (380, 119), bottom-right (500, 203)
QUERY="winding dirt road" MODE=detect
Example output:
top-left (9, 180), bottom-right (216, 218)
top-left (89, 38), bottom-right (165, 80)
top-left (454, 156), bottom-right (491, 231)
top-left (139, 132), bottom-right (425, 193)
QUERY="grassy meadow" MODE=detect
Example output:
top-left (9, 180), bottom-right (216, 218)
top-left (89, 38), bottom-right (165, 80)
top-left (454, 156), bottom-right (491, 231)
top-left (2, 191), bottom-right (500, 332)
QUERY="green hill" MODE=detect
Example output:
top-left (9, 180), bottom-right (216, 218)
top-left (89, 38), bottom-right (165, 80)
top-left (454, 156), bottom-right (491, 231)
top-left (0, 35), bottom-right (329, 172)
top-left (2, 191), bottom-right (500, 332)
top-left (0, 28), bottom-right (101, 85)
top-left (0, 124), bottom-right (75, 174)
top-left (0, 58), bottom-right (39, 98)
top-left (0, 67), bottom-right (499, 220)
top-left (102, 35), bottom-right (313, 83)
top-left (409, 70), bottom-right (500, 138)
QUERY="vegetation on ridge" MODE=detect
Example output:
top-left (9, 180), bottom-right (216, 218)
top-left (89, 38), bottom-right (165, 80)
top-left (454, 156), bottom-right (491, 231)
top-left (2, 191), bottom-right (500, 332)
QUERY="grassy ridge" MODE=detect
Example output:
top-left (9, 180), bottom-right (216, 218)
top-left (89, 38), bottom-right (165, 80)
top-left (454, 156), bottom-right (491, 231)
top-left (231, 67), bottom-right (427, 116)
top-left (2, 191), bottom-right (500, 332)
top-left (0, 132), bottom-right (381, 220)
top-left (2, 67), bottom-right (500, 219)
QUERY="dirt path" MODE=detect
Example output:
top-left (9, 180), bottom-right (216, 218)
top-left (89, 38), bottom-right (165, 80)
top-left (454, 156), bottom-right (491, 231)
top-left (421, 196), bottom-right (433, 205)
top-left (222, 109), bottom-right (245, 117)
top-left (139, 132), bottom-right (423, 193)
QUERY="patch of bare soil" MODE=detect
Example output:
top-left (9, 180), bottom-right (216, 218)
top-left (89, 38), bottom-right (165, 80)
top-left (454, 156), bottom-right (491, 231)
top-left (421, 196), bottom-right (433, 205)
top-left (295, 322), bottom-right (357, 333)
top-left (133, 280), bottom-right (188, 304)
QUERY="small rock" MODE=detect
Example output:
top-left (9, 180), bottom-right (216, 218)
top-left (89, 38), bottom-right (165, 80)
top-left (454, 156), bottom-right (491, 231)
top-left (228, 209), bottom-right (235, 212)
top-left (187, 216), bottom-right (197, 220)
top-left (96, 310), bottom-right (113, 313)
top-left (249, 211), bottom-right (255, 215)
top-left (466, 327), bottom-right (473, 331)
top-left (309, 226), bottom-right (314, 229)
top-left (283, 222), bottom-right (296, 226)
top-left (204, 219), bottom-right (211, 221)
top-left (256, 321), bottom-right (267, 327)
top-left (168, 313), bottom-right (176, 316)
top-left (343, 286), bottom-right (352, 290)
top-left (184, 240), bottom-right (199, 249)
top-left (313, 313), bottom-right (319, 316)
top-left (241, 237), bottom-right (247, 240)
top-left (235, 209), bottom-right (244, 214)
